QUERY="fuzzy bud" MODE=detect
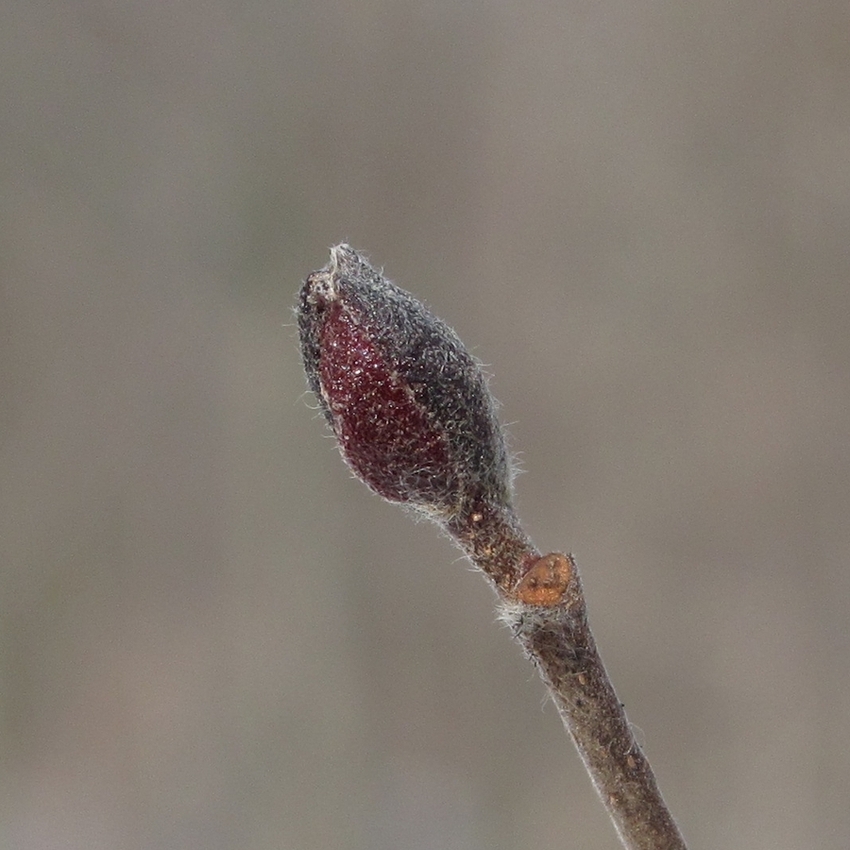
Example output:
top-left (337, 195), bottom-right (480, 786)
top-left (297, 244), bottom-right (513, 521)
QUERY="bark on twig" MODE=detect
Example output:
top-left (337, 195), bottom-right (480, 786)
top-left (503, 553), bottom-right (687, 850)
top-left (445, 503), bottom-right (687, 849)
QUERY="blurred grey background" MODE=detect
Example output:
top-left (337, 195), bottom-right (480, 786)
top-left (1, 2), bottom-right (848, 848)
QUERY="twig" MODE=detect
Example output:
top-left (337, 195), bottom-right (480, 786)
top-left (449, 502), bottom-right (687, 850)
top-left (297, 244), bottom-right (688, 850)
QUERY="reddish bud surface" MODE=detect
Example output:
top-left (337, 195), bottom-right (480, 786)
top-left (297, 245), bottom-right (513, 520)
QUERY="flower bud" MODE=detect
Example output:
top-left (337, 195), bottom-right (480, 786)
top-left (297, 244), bottom-right (513, 521)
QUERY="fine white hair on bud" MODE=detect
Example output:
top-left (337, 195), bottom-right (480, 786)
top-left (297, 244), bottom-right (513, 522)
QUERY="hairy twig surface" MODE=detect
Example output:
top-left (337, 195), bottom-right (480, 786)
top-left (297, 244), bottom-right (688, 850)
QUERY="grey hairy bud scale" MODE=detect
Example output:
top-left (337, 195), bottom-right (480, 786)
top-left (297, 244), bottom-right (513, 521)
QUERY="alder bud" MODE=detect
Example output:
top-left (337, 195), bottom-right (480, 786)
top-left (297, 244), bottom-right (513, 521)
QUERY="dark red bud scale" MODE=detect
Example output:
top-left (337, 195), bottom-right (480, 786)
top-left (297, 244), bottom-right (513, 521)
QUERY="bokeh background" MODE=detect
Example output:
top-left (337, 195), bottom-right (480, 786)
top-left (2, 2), bottom-right (849, 848)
